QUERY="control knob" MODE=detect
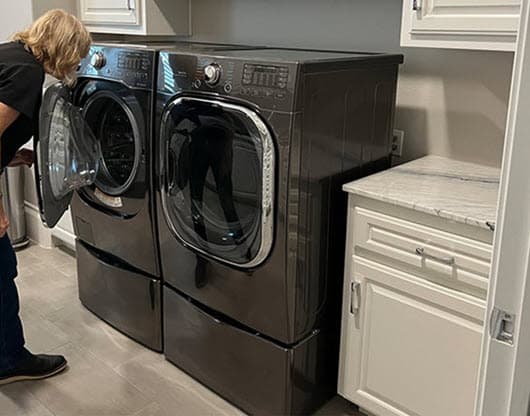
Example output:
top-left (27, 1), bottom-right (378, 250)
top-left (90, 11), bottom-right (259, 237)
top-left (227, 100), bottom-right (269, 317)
top-left (203, 63), bottom-right (222, 86)
top-left (90, 52), bottom-right (106, 69)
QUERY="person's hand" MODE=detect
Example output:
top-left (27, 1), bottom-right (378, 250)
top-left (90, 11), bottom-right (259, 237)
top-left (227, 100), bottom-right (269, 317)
top-left (0, 199), bottom-right (9, 238)
top-left (8, 149), bottom-right (34, 168)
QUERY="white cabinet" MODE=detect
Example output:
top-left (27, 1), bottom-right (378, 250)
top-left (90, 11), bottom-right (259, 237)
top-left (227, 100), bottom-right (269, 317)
top-left (340, 257), bottom-right (485, 416)
top-left (338, 197), bottom-right (493, 416)
top-left (80, 0), bottom-right (139, 26)
top-left (79, 0), bottom-right (190, 36)
top-left (401, 0), bottom-right (521, 51)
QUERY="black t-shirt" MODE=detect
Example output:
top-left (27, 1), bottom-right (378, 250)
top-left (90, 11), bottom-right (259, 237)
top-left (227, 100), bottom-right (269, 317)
top-left (0, 42), bottom-right (45, 168)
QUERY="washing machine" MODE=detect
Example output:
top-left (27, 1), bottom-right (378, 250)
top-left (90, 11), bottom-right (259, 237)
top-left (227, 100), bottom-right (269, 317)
top-left (35, 42), bottom-right (264, 352)
top-left (155, 48), bottom-right (403, 414)
top-left (36, 43), bottom-right (164, 350)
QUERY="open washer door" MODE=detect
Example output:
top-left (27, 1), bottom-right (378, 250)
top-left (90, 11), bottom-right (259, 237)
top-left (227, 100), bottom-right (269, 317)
top-left (35, 83), bottom-right (100, 228)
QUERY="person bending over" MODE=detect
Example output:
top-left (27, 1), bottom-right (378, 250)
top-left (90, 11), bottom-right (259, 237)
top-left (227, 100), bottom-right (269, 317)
top-left (0, 9), bottom-right (91, 385)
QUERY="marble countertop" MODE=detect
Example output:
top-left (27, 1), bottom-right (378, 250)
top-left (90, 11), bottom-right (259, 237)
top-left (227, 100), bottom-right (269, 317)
top-left (343, 156), bottom-right (500, 231)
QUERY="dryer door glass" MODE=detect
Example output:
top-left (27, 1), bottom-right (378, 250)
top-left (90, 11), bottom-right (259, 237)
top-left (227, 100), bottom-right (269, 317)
top-left (161, 96), bottom-right (275, 268)
top-left (37, 83), bottom-right (100, 228)
top-left (83, 92), bottom-right (141, 196)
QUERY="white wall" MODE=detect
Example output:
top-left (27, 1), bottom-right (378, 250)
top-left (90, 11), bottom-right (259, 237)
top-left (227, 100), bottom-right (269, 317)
top-left (181, 0), bottom-right (514, 167)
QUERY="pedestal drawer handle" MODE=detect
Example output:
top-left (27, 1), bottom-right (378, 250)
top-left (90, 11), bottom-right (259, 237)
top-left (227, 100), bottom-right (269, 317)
top-left (415, 247), bottom-right (456, 266)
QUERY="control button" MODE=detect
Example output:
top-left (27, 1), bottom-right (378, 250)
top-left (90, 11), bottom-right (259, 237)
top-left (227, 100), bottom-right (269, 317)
top-left (204, 63), bottom-right (222, 86)
top-left (223, 82), bottom-right (233, 93)
top-left (192, 79), bottom-right (202, 88)
top-left (90, 52), bottom-right (106, 69)
top-left (275, 92), bottom-right (287, 100)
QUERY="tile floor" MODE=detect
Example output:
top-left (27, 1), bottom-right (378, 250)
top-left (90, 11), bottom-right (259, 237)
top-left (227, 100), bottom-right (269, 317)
top-left (0, 243), bottom-right (361, 416)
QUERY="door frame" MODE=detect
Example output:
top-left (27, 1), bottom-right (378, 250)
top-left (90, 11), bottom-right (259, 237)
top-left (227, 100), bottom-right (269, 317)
top-left (476, 0), bottom-right (530, 414)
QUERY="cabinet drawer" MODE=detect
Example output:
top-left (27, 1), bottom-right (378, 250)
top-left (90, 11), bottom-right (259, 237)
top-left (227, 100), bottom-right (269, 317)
top-left (354, 207), bottom-right (492, 295)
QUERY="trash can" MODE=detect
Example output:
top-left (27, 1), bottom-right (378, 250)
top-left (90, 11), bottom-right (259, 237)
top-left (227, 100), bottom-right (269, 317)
top-left (0, 166), bottom-right (29, 249)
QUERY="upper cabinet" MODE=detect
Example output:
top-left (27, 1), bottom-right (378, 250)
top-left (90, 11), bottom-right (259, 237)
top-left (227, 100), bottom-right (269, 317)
top-left (79, 0), bottom-right (190, 36)
top-left (401, 0), bottom-right (521, 51)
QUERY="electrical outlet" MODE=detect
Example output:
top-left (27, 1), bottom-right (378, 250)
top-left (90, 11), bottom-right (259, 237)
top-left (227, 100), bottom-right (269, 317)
top-left (392, 129), bottom-right (404, 157)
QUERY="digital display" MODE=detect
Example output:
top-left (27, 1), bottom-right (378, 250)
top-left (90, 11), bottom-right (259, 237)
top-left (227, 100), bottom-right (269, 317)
top-left (118, 53), bottom-right (150, 71)
top-left (243, 64), bottom-right (288, 89)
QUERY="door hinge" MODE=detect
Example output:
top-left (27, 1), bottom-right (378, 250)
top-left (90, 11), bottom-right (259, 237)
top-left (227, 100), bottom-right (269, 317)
top-left (350, 282), bottom-right (361, 316)
top-left (413, 0), bottom-right (422, 11)
top-left (489, 308), bottom-right (515, 345)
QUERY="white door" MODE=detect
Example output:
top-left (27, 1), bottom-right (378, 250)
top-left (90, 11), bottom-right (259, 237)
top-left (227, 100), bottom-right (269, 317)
top-left (411, 0), bottom-right (520, 35)
top-left (475, 0), bottom-right (530, 415)
top-left (340, 257), bottom-right (485, 416)
top-left (79, 0), bottom-right (139, 25)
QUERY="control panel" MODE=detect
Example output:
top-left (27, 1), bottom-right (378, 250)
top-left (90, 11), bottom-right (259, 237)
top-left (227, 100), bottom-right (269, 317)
top-left (117, 52), bottom-right (151, 72)
top-left (242, 64), bottom-right (289, 89)
top-left (157, 53), bottom-right (295, 111)
top-left (79, 47), bottom-right (155, 90)
top-left (240, 64), bottom-right (290, 101)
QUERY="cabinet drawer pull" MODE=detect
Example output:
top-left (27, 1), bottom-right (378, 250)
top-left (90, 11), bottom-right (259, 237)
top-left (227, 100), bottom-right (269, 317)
top-left (416, 247), bottom-right (456, 266)
top-left (350, 282), bottom-right (361, 316)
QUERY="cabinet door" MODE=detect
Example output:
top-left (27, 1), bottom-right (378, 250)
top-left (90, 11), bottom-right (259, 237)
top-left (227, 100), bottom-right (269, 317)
top-left (80, 0), bottom-right (140, 26)
top-left (402, 0), bottom-right (521, 51)
top-left (339, 256), bottom-right (486, 416)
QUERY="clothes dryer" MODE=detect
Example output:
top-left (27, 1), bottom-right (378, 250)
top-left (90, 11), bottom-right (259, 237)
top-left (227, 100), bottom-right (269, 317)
top-left (155, 47), bottom-right (403, 414)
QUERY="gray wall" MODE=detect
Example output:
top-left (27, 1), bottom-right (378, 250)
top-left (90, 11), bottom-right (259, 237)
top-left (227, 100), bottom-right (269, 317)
top-left (0, 0), bottom-right (33, 41)
top-left (182, 0), bottom-right (514, 167)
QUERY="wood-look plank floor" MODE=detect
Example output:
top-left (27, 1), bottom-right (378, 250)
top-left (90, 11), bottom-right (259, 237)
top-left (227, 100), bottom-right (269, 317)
top-left (0, 243), bottom-right (361, 416)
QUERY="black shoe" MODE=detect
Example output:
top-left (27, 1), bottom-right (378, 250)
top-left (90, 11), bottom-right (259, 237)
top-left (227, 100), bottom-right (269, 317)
top-left (0, 350), bottom-right (67, 386)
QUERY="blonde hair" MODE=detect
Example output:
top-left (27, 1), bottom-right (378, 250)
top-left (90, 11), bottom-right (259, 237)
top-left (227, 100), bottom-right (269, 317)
top-left (13, 9), bottom-right (92, 86)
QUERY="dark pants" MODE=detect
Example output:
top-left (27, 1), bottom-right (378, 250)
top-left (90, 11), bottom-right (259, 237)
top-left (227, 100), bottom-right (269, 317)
top-left (0, 234), bottom-right (25, 373)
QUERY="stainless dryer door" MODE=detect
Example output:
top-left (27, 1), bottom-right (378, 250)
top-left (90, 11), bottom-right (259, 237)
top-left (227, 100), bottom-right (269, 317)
top-left (160, 96), bottom-right (275, 268)
top-left (36, 83), bottom-right (100, 228)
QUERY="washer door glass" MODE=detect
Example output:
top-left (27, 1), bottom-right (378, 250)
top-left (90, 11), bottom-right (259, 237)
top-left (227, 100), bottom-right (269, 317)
top-left (83, 92), bottom-right (141, 196)
top-left (37, 83), bottom-right (100, 228)
top-left (161, 96), bottom-right (275, 268)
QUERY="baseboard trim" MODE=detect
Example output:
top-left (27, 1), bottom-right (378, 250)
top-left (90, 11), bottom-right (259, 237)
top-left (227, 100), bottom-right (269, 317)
top-left (24, 202), bottom-right (53, 248)
top-left (51, 225), bottom-right (76, 251)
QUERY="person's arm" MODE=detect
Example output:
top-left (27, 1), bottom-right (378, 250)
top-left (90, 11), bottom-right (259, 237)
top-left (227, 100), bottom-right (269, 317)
top-left (0, 101), bottom-right (21, 238)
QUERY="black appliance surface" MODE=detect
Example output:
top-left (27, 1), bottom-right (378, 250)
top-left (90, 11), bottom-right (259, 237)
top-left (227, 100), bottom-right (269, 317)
top-left (36, 43), bottom-right (168, 350)
top-left (77, 240), bottom-right (162, 350)
top-left (36, 41), bottom-right (265, 351)
top-left (38, 44), bottom-right (161, 276)
top-left (155, 47), bottom-right (403, 414)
